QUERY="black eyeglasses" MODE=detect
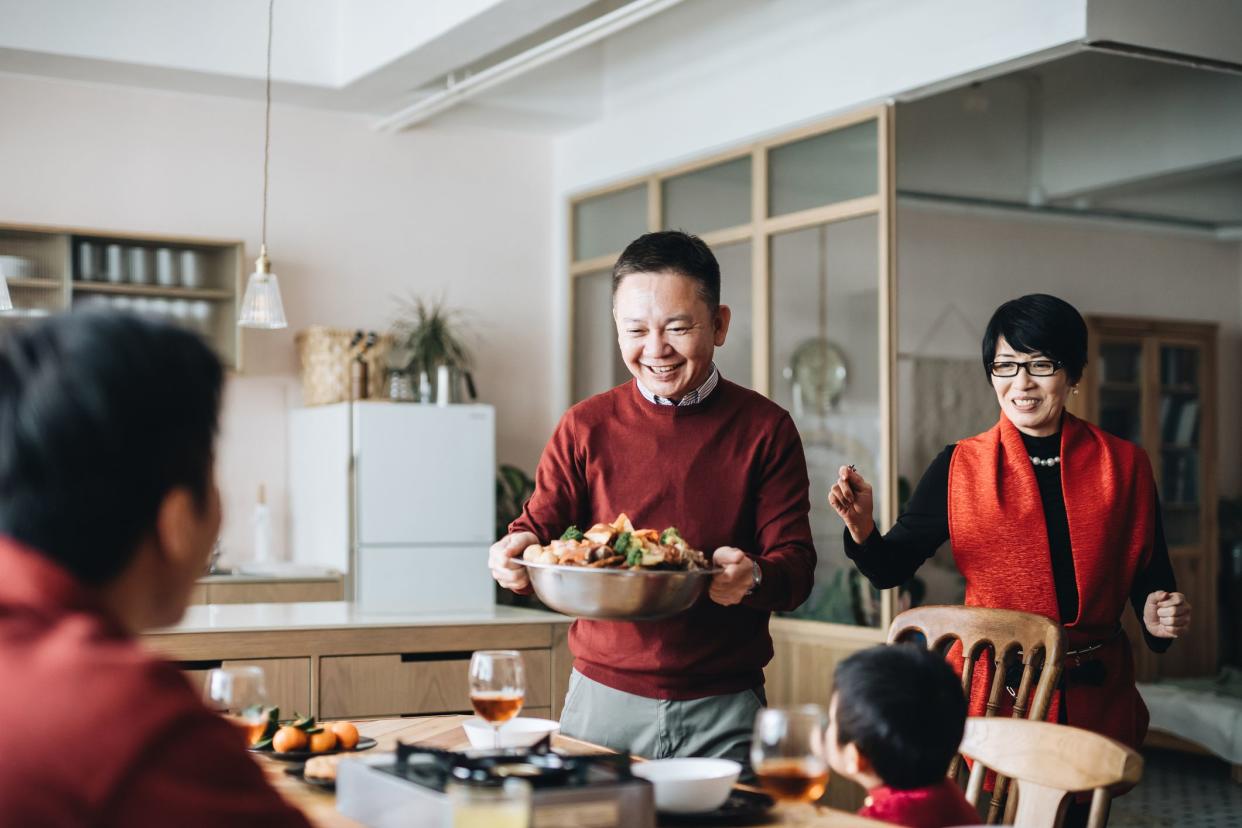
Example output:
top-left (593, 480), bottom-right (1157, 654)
top-left (990, 359), bottom-right (1062, 377)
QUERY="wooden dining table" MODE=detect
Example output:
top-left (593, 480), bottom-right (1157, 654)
top-left (261, 715), bottom-right (890, 827)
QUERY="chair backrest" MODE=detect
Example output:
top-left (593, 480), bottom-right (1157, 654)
top-left (960, 717), bottom-right (1143, 828)
top-left (888, 605), bottom-right (1066, 822)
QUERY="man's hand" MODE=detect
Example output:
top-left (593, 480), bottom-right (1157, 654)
top-left (710, 547), bottom-right (753, 606)
top-left (489, 531), bottom-right (538, 593)
top-left (1143, 590), bottom-right (1191, 638)
top-left (828, 465), bottom-right (875, 544)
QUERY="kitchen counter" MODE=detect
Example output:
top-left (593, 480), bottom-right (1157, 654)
top-left (161, 601), bottom-right (569, 634)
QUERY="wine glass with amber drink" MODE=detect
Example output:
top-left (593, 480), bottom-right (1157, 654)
top-left (469, 650), bottom-right (526, 750)
top-left (203, 665), bottom-right (274, 747)
top-left (751, 706), bottom-right (830, 821)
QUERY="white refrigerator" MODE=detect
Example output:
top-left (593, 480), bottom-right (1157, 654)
top-left (288, 401), bottom-right (496, 612)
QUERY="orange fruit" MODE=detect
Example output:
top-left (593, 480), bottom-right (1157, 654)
top-left (308, 730), bottom-right (338, 753)
top-left (273, 726), bottom-right (308, 753)
top-left (331, 721), bottom-right (360, 750)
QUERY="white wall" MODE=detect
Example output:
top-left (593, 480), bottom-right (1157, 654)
top-left (0, 72), bottom-right (553, 565)
top-left (897, 203), bottom-right (1242, 495)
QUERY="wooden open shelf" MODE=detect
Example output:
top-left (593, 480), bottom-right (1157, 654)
top-left (72, 282), bottom-right (233, 301)
top-left (0, 223), bottom-right (243, 370)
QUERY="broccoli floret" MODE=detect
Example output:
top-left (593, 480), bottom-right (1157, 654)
top-left (625, 547), bottom-right (643, 567)
top-left (613, 531), bottom-right (632, 555)
top-left (559, 525), bottom-right (584, 542)
top-left (659, 527), bottom-right (683, 545)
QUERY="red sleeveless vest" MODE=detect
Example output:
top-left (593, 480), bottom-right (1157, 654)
top-left (947, 412), bottom-right (1155, 748)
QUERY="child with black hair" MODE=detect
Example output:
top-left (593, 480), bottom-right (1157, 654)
top-left (827, 644), bottom-right (980, 828)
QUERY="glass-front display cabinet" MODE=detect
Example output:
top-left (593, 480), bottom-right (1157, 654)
top-left (567, 106), bottom-right (896, 658)
top-left (1077, 315), bottom-right (1219, 678)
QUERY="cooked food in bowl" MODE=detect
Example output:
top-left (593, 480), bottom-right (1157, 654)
top-left (522, 513), bottom-right (709, 571)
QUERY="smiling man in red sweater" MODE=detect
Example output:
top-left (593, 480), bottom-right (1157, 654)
top-left (489, 231), bottom-right (816, 763)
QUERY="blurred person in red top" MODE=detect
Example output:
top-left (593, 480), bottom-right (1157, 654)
top-left (0, 312), bottom-right (310, 827)
top-left (827, 645), bottom-right (980, 828)
top-left (488, 231), bottom-right (816, 764)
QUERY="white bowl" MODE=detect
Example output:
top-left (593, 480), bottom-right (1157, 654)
top-left (462, 717), bottom-right (559, 749)
top-left (631, 757), bottom-right (741, 813)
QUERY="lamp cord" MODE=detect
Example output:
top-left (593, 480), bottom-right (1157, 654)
top-left (261, 0), bottom-right (274, 249)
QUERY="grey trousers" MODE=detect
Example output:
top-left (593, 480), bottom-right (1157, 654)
top-left (558, 670), bottom-right (765, 767)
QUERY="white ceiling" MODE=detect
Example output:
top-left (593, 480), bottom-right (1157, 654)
top-left (0, 0), bottom-right (615, 114)
top-left (4, 1), bottom-right (1239, 228)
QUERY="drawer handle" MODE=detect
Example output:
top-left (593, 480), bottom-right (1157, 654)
top-left (400, 651), bottom-right (474, 663)
top-left (179, 659), bottom-right (224, 670)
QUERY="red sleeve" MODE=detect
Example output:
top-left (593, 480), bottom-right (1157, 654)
top-left (104, 710), bottom-right (312, 828)
top-left (509, 409), bottom-right (587, 544)
top-left (742, 411), bottom-right (817, 613)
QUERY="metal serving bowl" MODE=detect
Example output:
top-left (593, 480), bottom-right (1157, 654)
top-left (513, 559), bottom-right (721, 621)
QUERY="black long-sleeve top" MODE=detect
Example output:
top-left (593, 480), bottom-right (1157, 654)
top-left (845, 430), bottom-right (1176, 652)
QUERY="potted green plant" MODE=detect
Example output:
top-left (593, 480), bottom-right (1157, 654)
top-left (387, 296), bottom-right (475, 402)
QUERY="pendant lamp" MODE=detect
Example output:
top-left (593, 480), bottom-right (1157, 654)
top-left (238, 0), bottom-right (287, 329)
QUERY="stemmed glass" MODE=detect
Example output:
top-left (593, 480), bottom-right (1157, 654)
top-left (751, 705), bottom-right (830, 822)
top-left (203, 665), bottom-right (272, 747)
top-left (469, 650), bottom-right (526, 750)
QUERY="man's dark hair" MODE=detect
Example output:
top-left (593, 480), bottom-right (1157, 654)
top-left (611, 230), bottom-right (721, 312)
top-left (833, 644), bottom-right (967, 790)
top-left (0, 311), bottom-right (224, 585)
top-left (981, 293), bottom-right (1088, 384)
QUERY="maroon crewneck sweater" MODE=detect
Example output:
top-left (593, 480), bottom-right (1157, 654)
top-left (510, 378), bottom-right (816, 700)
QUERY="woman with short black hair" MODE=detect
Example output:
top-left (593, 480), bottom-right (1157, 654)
top-left (829, 293), bottom-right (1189, 824)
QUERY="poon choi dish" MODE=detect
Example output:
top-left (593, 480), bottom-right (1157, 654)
top-left (523, 513), bottom-right (710, 571)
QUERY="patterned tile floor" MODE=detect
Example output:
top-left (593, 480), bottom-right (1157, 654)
top-left (1111, 749), bottom-right (1242, 828)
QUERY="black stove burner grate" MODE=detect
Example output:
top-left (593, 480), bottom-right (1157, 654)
top-left (380, 738), bottom-right (635, 792)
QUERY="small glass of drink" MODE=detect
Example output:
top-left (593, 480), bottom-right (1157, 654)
top-left (751, 705), bottom-right (830, 822)
top-left (203, 665), bottom-right (273, 746)
top-left (469, 650), bottom-right (526, 750)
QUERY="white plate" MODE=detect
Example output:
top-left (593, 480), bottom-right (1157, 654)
top-left (462, 716), bottom-right (560, 749)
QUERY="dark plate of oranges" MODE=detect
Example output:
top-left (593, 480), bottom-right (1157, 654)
top-left (246, 713), bottom-right (376, 762)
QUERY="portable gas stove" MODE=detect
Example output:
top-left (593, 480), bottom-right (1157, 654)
top-left (337, 738), bottom-right (655, 828)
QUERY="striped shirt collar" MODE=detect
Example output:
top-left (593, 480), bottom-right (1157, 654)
top-left (637, 363), bottom-right (720, 407)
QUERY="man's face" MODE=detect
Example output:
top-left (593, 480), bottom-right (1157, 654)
top-left (612, 271), bottom-right (730, 401)
top-left (152, 470), bottom-right (222, 628)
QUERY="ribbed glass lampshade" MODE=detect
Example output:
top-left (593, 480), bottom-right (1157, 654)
top-left (0, 275), bottom-right (12, 312)
top-left (238, 268), bottom-right (287, 329)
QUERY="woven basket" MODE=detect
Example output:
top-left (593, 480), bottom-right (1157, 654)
top-left (295, 326), bottom-right (394, 406)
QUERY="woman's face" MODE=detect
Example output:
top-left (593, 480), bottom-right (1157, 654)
top-left (991, 335), bottom-right (1073, 437)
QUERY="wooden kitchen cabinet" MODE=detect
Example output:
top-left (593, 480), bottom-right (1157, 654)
top-left (147, 611), bottom-right (572, 721)
top-left (192, 578), bottom-right (344, 605)
top-left (319, 650), bottom-right (550, 719)
top-left (181, 657), bottom-right (312, 715)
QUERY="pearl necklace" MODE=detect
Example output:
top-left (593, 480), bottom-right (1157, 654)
top-left (1030, 455), bottom-right (1061, 467)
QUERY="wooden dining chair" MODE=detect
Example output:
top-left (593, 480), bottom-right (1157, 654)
top-left (887, 605), bottom-right (1066, 822)
top-left (960, 717), bottom-right (1143, 828)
